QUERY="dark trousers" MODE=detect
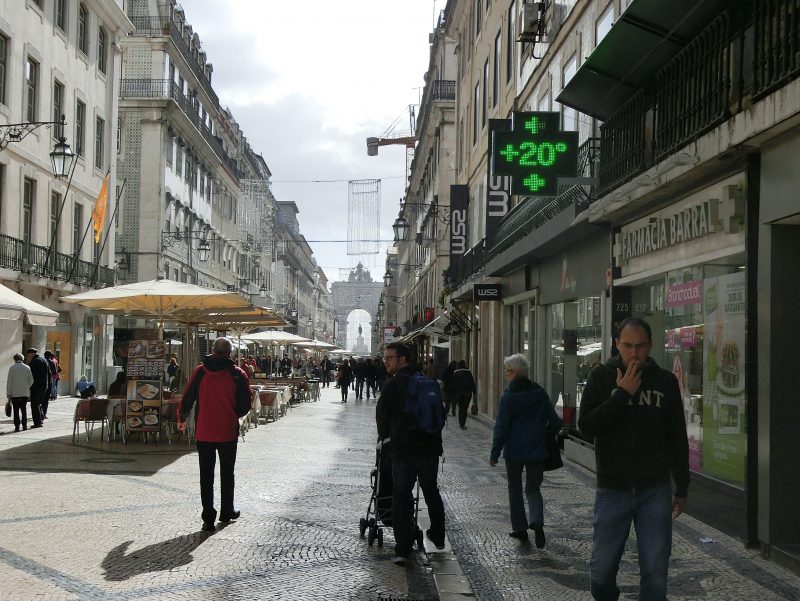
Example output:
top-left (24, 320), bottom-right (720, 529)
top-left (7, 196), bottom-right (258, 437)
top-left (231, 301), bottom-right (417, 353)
top-left (391, 453), bottom-right (446, 557)
top-left (355, 378), bottom-right (365, 399)
top-left (340, 381), bottom-right (349, 401)
top-left (455, 393), bottom-right (472, 427)
top-left (322, 369), bottom-right (331, 387)
top-left (29, 387), bottom-right (46, 426)
top-left (197, 440), bottom-right (238, 523)
top-left (11, 397), bottom-right (28, 431)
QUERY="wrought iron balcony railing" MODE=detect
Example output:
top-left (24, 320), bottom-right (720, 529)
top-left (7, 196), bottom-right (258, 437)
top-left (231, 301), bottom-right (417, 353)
top-left (120, 79), bottom-right (243, 181)
top-left (0, 233), bottom-right (114, 287)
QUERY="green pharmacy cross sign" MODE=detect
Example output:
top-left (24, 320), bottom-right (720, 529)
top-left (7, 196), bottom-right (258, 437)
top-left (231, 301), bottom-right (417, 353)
top-left (490, 112), bottom-right (579, 196)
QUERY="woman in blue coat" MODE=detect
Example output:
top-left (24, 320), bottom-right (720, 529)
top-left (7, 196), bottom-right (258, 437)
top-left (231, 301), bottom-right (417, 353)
top-left (490, 353), bottom-right (561, 547)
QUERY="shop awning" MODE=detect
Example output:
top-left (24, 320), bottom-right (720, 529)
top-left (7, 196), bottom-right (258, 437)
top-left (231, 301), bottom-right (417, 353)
top-left (0, 283), bottom-right (58, 327)
top-left (556, 0), bottom-right (733, 121)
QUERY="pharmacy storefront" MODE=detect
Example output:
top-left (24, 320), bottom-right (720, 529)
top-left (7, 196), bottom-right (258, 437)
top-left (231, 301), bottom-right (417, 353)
top-left (612, 173), bottom-right (747, 497)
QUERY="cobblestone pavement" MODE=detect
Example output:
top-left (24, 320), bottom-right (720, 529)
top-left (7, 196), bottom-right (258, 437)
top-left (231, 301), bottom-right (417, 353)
top-left (2, 389), bottom-right (800, 600)
top-left (0, 389), bottom-right (438, 601)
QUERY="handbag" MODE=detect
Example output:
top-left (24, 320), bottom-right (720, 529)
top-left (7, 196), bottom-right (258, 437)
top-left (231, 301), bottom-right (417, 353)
top-left (543, 422), bottom-right (564, 471)
top-left (4, 401), bottom-right (11, 418)
top-left (470, 399), bottom-right (478, 415)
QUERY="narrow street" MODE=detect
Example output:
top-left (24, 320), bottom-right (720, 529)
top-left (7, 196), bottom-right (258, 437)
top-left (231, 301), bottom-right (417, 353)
top-left (2, 386), bottom-right (800, 600)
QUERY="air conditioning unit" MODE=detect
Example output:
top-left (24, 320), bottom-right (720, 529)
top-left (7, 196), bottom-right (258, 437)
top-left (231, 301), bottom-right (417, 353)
top-left (518, 1), bottom-right (547, 43)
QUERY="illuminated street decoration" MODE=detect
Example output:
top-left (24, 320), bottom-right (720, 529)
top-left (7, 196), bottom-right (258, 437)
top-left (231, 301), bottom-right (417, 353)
top-left (490, 112), bottom-right (579, 196)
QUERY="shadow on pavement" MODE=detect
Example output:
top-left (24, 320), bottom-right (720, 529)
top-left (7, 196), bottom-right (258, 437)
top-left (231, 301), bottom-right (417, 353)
top-left (101, 529), bottom-right (219, 581)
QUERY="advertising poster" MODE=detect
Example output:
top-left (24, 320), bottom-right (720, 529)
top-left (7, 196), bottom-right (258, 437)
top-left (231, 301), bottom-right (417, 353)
top-left (702, 272), bottom-right (746, 484)
top-left (126, 338), bottom-right (164, 433)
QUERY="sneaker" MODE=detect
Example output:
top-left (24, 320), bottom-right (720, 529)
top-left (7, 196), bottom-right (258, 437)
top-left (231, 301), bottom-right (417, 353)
top-left (530, 523), bottom-right (546, 548)
top-left (425, 529), bottom-right (445, 550)
top-left (201, 521), bottom-right (216, 532)
top-left (509, 530), bottom-right (529, 541)
top-left (219, 510), bottom-right (240, 523)
top-left (391, 555), bottom-right (408, 566)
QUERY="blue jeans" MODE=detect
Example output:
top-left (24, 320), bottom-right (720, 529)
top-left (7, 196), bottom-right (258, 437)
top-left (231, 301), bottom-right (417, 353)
top-left (391, 453), bottom-right (445, 557)
top-left (504, 460), bottom-right (544, 531)
top-left (590, 483), bottom-right (673, 601)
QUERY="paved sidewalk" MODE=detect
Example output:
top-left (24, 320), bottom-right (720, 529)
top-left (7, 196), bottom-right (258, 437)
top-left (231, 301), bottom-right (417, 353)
top-left (435, 413), bottom-right (800, 600)
top-left (2, 391), bottom-right (799, 600)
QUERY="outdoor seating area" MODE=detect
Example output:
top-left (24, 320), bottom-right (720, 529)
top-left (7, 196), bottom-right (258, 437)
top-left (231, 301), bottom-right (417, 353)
top-left (70, 375), bottom-right (316, 446)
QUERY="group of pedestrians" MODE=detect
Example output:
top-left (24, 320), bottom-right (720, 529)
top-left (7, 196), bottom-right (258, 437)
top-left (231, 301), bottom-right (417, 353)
top-left (333, 356), bottom-right (387, 403)
top-left (6, 348), bottom-right (61, 431)
top-left (375, 318), bottom-right (690, 601)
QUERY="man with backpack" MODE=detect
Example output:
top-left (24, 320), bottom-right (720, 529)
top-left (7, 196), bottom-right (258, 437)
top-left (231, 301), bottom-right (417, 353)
top-left (180, 337), bottom-right (252, 533)
top-left (376, 341), bottom-right (446, 565)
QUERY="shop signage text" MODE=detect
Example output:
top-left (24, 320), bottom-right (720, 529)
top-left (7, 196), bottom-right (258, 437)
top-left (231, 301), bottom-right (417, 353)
top-left (619, 200), bottom-right (717, 262)
top-left (474, 284), bottom-right (502, 301)
top-left (450, 184), bottom-right (469, 257)
top-left (666, 280), bottom-right (703, 308)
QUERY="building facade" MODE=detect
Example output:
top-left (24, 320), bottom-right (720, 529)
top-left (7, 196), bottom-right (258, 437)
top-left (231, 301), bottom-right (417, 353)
top-left (0, 0), bottom-right (131, 392)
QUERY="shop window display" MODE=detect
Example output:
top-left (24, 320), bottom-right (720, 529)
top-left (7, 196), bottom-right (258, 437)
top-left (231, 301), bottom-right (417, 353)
top-left (629, 258), bottom-right (746, 488)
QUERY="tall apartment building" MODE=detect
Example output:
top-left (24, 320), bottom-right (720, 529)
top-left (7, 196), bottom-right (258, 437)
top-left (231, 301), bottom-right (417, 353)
top-left (422, 0), bottom-right (800, 573)
top-left (0, 0), bottom-right (131, 391)
top-left (117, 0), bottom-right (274, 302)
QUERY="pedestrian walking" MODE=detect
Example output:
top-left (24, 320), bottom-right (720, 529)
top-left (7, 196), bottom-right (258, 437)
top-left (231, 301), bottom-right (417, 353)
top-left (166, 357), bottom-right (179, 389)
top-left (44, 350), bottom-right (61, 401)
top-left (337, 359), bottom-right (353, 402)
top-left (450, 360), bottom-right (476, 429)
top-left (490, 353), bottom-right (561, 546)
top-left (578, 317), bottom-right (689, 601)
top-left (423, 358), bottom-right (437, 379)
top-left (7, 353), bottom-right (33, 432)
top-left (441, 360), bottom-right (457, 416)
top-left (180, 337), bottom-right (252, 532)
top-left (376, 341), bottom-right (446, 565)
top-left (321, 355), bottom-right (335, 387)
top-left (25, 348), bottom-right (49, 428)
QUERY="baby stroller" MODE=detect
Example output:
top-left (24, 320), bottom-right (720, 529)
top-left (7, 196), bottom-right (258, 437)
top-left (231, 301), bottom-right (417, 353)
top-left (359, 437), bottom-right (424, 550)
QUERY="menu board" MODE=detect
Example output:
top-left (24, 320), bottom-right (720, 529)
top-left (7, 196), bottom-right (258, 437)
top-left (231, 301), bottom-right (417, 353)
top-left (126, 338), bottom-right (164, 433)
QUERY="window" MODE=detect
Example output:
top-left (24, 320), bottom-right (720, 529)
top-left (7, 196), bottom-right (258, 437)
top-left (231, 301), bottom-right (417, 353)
top-left (0, 34), bottom-right (7, 107)
top-left (482, 59), bottom-right (489, 126)
top-left (55, 0), bottom-right (66, 32)
top-left (116, 117), bottom-right (121, 153)
top-left (175, 144), bottom-right (183, 175)
top-left (538, 92), bottom-right (550, 112)
top-left (23, 178), bottom-right (35, 244)
top-left (493, 30), bottom-right (501, 107)
top-left (506, 1), bottom-right (515, 82)
top-left (475, 0), bottom-right (482, 37)
top-left (53, 81), bottom-right (64, 138)
top-left (73, 203), bottom-right (83, 255)
top-left (165, 134), bottom-right (173, 167)
top-left (50, 191), bottom-right (61, 252)
top-left (95, 116), bottom-right (104, 170)
top-left (97, 26), bottom-right (107, 74)
top-left (596, 3), bottom-right (614, 46)
top-left (78, 4), bottom-right (88, 55)
top-left (25, 58), bottom-right (38, 122)
top-left (185, 158), bottom-right (191, 184)
top-left (473, 83), bottom-right (479, 145)
top-left (75, 100), bottom-right (85, 156)
top-left (562, 55), bottom-right (578, 131)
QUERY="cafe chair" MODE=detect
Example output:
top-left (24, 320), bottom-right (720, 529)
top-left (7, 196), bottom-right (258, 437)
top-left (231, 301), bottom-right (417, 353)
top-left (160, 401), bottom-right (180, 445)
top-left (73, 397), bottom-right (110, 443)
top-left (109, 398), bottom-right (127, 443)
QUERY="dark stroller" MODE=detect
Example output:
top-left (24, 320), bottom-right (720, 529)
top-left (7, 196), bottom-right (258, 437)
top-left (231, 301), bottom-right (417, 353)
top-left (360, 437), bottom-right (424, 550)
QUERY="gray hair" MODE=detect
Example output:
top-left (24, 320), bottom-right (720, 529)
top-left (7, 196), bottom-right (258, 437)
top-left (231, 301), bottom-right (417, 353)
top-left (212, 337), bottom-right (233, 356)
top-left (503, 353), bottom-right (529, 377)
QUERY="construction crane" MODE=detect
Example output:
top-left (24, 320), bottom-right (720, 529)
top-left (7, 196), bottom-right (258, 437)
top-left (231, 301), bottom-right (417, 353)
top-left (366, 105), bottom-right (417, 183)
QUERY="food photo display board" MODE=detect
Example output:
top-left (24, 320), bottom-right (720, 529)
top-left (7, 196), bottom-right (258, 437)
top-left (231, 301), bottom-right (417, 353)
top-left (125, 339), bottom-right (165, 433)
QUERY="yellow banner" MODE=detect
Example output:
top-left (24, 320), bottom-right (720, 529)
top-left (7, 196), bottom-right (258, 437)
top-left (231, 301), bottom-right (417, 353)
top-left (92, 172), bottom-right (110, 243)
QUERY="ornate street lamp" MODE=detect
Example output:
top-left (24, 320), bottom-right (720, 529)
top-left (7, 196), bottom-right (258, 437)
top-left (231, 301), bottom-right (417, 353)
top-left (197, 239), bottom-right (211, 263)
top-left (383, 270), bottom-right (393, 287)
top-left (259, 282), bottom-right (269, 299)
top-left (392, 211), bottom-right (410, 241)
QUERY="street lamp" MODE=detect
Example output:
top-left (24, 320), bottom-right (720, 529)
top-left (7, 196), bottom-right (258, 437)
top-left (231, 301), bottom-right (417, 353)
top-left (383, 270), bottom-right (393, 287)
top-left (259, 282), bottom-right (269, 299)
top-left (392, 211), bottom-right (410, 241)
top-left (49, 136), bottom-right (77, 177)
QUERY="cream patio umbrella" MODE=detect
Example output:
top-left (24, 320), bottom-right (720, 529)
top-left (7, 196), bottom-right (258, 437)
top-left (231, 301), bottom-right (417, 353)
top-left (0, 283), bottom-right (59, 326)
top-left (240, 330), bottom-right (311, 344)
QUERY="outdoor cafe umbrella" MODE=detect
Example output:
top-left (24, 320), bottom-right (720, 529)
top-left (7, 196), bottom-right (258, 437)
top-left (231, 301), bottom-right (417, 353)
top-left (0, 282), bottom-right (58, 326)
top-left (241, 330), bottom-right (311, 344)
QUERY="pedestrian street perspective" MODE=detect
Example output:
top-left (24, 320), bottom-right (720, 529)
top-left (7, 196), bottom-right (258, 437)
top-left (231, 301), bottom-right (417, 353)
top-left (2, 386), bottom-right (800, 601)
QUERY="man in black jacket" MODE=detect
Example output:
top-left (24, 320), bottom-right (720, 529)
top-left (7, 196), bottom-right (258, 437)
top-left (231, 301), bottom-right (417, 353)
top-left (25, 348), bottom-right (50, 428)
top-left (578, 317), bottom-right (689, 601)
top-left (376, 342), bottom-right (446, 565)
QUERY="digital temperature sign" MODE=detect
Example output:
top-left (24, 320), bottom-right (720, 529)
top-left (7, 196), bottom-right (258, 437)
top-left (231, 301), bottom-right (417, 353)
top-left (490, 112), bottom-right (579, 196)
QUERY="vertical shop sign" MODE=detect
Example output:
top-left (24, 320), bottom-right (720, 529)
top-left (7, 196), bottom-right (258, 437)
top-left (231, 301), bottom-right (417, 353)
top-left (449, 184), bottom-right (469, 275)
top-left (486, 119), bottom-right (512, 248)
top-left (702, 271), bottom-right (746, 484)
top-left (125, 338), bottom-right (164, 434)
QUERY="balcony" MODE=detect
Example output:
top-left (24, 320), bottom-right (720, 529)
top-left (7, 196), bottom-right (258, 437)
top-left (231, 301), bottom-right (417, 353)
top-left (128, 16), bottom-right (219, 108)
top-left (0, 234), bottom-right (114, 288)
top-left (447, 240), bottom-right (485, 290)
top-left (120, 79), bottom-right (243, 181)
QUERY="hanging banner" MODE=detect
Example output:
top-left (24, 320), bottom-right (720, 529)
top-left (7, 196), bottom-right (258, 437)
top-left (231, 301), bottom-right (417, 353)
top-left (486, 119), bottom-right (512, 248)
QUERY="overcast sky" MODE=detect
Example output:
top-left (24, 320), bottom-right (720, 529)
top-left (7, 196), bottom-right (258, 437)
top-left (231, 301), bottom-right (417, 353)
top-left (186, 0), bottom-right (446, 288)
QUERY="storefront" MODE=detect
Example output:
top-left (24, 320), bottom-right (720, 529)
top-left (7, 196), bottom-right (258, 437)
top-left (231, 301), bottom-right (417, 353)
top-left (612, 172), bottom-right (748, 535)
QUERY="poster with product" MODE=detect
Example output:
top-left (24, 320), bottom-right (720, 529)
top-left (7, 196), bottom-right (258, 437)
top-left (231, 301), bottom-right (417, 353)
top-left (125, 338), bottom-right (164, 433)
top-left (702, 271), bottom-right (746, 484)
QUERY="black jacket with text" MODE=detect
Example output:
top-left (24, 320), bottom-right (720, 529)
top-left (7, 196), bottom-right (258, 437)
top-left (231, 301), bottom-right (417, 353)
top-left (578, 356), bottom-right (689, 497)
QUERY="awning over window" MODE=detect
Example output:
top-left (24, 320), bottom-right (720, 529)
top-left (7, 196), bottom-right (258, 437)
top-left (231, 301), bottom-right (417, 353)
top-left (556, 0), bottom-right (734, 121)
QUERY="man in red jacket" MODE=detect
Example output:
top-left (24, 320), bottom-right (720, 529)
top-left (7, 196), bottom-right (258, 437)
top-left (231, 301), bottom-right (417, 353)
top-left (181, 337), bottom-right (252, 532)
